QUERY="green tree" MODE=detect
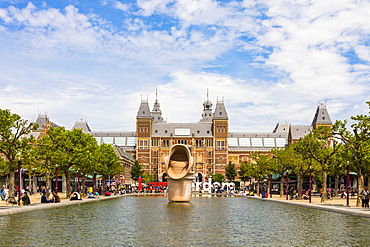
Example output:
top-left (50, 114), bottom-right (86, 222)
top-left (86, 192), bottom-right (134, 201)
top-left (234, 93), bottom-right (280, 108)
top-left (143, 173), bottom-right (155, 183)
top-left (238, 162), bottom-right (251, 187)
top-left (334, 101), bottom-right (370, 206)
top-left (298, 126), bottom-right (342, 203)
top-left (0, 109), bottom-right (38, 197)
top-left (225, 161), bottom-right (237, 181)
top-left (211, 173), bottom-right (224, 184)
top-left (98, 144), bottom-right (123, 192)
top-left (130, 160), bottom-right (144, 182)
top-left (45, 127), bottom-right (102, 197)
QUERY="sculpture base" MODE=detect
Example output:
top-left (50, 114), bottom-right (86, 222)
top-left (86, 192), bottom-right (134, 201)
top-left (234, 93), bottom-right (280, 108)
top-left (167, 173), bottom-right (194, 202)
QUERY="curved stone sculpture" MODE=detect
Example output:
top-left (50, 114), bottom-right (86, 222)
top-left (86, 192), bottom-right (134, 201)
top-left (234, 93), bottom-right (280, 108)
top-left (165, 144), bottom-right (194, 202)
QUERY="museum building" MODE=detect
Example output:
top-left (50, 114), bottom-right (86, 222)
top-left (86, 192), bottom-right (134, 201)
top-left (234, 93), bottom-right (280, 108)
top-left (67, 93), bottom-right (333, 183)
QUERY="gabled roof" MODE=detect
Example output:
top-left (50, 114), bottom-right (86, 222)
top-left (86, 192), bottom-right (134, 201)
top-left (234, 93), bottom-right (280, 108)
top-left (72, 120), bottom-right (92, 132)
top-left (137, 99), bottom-right (151, 118)
top-left (290, 125), bottom-right (312, 140)
top-left (311, 103), bottom-right (332, 126)
top-left (213, 99), bottom-right (228, 120)
top-left (34, 114), bottom-right (60, 131)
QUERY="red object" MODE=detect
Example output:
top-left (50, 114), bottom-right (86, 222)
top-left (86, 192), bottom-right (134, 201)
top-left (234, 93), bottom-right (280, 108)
top-left (138, 177), bottom-right (143, 191)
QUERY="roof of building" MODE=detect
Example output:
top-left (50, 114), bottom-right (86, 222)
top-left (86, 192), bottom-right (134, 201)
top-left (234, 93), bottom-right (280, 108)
top-left (72, 120), bottom-right (92, 132)
top-left (137, 99), bottom-right (151, 118)
top-left (34, 114), bottom-right (60, 131)
top-left (151, 122), bottom-right (213, 137)
top-left (213, 99), bottom-right (228, 120)
top-left (311, 103), bottom-right (332, 126)
top-left (290, 125), bottom-right (313, 140)
top-left (114, 145), bottom-right (135, 163)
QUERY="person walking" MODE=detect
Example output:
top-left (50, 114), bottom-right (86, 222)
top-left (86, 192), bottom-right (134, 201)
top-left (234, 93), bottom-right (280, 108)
top-left (360, 187), bottom-right (369, 208)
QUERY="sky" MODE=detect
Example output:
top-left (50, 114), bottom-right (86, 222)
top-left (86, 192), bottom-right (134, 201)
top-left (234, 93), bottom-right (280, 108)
top-left (0, 0), bottom-right (369, 132)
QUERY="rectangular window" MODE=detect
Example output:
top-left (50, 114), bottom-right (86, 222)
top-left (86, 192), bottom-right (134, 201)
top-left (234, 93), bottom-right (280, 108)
top-left (263, 138), bottom-right (275, 147)
top-left (115, 137), bottom-right (126, 146)
top-left (276, 138), bottom-right (287, 147)
top-left (102, 137), bottom-right (114, 144)
top-left (251, 138), bottom-right (263, 147)
top-left (175, 128), bottom-right (191, 136)
top-left (239, 138), bottom-right (250, 147)
top-left (152, 139), bottom-right (158, 147)
top-left (139, 140), bottom-right (148, 150)
top-left (163, 140), bottom-right (169, 147)
top-left (205, 139), bottom-right (213, 147)
top-left (216, 140), bottom-right (225, 150)
top-left (127, 137), bottom-right (137, 146)
top-left (228, 138), bottom-right (238, 147)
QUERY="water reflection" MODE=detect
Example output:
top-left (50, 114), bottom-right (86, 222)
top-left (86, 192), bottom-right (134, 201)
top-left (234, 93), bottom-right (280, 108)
top-left (0, 196), bottom-right (370, 246)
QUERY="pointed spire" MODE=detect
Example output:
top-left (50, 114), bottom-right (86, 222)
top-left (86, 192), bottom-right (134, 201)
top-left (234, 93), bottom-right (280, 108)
top-left (200, 89), bottom-right (213, 122)
top-left (311, 103), bottom-right (332, 127)
top-left (151, 88), bottom-right (164, 122)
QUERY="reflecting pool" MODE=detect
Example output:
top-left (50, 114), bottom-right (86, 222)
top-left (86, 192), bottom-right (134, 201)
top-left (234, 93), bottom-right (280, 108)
top-left (0, 196), bottom-right (369, 246)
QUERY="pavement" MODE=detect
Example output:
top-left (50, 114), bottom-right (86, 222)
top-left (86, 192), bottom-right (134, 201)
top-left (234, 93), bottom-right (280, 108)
top-left (1, 192), bottom-right (370, 218)
top-left (248, 194), bottom-right (370, 218)
top-left (0, 193), bottom-right (123, 216)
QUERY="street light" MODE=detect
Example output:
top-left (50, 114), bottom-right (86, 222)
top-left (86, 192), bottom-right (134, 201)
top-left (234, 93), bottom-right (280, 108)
top-left (55, 165), bottom-right (58, 193)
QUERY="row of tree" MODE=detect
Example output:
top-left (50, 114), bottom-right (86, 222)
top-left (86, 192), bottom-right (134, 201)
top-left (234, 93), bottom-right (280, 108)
top-left (230, 102), bottom-right (370, 207)
top-left (0, 109), bottom-right (124, 198)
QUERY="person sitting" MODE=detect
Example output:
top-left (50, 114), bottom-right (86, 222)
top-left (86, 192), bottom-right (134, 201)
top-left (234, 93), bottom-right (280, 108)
top-left (21, 192), bottom-right (31, 206)
top-left (105, 191), bottom-right (111, 196)
top-left (70, 192), bottom-right (82, 201)
top-left (41, 192), bottom-right (52, 203)
top-left (52, 192), bottom-right (61, 203)
top-left (87, 192), bottom-right (95, 199)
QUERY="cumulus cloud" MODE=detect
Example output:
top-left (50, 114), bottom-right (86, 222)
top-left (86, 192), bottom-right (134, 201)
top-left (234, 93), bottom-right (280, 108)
top-left (0, 0), bottom-right (369, 132)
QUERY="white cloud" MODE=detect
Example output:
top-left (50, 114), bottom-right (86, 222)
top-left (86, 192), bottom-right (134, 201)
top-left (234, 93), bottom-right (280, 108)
top-left (114, 1), bottom-right (129, 11)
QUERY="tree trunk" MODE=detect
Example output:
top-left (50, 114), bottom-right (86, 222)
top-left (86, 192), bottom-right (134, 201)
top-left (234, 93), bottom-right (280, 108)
top-left (46, 170), bottom-right (51, 198)
top-left (93, 174), bottom-right (97, 193)
top-left (321, 169), bottom-right (327, 203)
top-left (334, 174), bottom-right (339, 197)
top-left (297, 175), bottom-right (303, 200)
top-left (9, 170), bottom-right (15, 197)
top-left (81, 176), bottom-right (86, 196)
top-left (280, 176), bottom-right (284, 198)
top-left (28, 173), bottom-right (34, 194)
top-left (102, 175), bottom-right (107, 193)
top-left (64, 168), bottom-right (71, 198)
top-left (357, 173), bottom-right (364, 207)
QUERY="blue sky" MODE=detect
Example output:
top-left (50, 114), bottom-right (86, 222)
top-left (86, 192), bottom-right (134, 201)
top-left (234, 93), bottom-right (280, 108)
top-left (0, 0), bottom-right (369, 132)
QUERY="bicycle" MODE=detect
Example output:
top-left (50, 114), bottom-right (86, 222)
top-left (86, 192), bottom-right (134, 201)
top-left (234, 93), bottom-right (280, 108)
top-left (5, 196), bottom-right (18, 206)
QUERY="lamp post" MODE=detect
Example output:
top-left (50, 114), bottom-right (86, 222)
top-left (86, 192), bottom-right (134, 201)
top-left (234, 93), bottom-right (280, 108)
top-left (55, 165), bottom-right (58, 193)
top-left (285, 172), bottom-right (289, 200)
top-left (18, 160), bottom-right (22, 205)
top-left (77, 169), bottom-right (81, 193)
top-left (269, 174), bottom-right (273, 198)
top-left (309, 166), bottom-right (312, 203)
top-left (346, 161), bottom-right (350, 207)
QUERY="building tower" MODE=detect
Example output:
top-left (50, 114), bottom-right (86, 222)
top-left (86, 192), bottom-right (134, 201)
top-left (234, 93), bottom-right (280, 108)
top-left (200, 89), bottom-right (213, 123)
top-left (311, 103), bottom-right (332, 128)
top-left (212, 98), bottom-right (229, 173)
top-left (151, 89), bottom-right (164, 123)
top-left (136, 97), bottom-right (152, 169)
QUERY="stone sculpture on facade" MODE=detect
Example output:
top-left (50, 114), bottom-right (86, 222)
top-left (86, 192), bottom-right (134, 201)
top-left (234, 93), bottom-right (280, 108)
top-left (165, 144), bottom-right (194, 202)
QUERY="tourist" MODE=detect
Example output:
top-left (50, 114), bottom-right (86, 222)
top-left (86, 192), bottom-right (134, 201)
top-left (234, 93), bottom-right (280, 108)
top-left (21, 192), bottom-right (31, 206)
top-left (52, 192), bottom-right (61, 203)
top-left (41, 192), bottom-right (53, 203)
top-left (360, 187), bottom-right (369, 208)
top-left (70, 191), bottom-right (82, 200)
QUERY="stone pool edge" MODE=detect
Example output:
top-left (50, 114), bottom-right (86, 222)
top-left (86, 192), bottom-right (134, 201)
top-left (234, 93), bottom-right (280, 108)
top-left (246, 196), bottom-right (370, 218)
